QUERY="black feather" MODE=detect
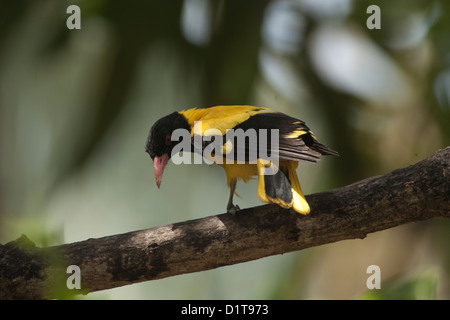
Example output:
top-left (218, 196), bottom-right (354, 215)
top-left (264, 167), bottom-right (293, 203)
top-left (145, 112), bottom-right (190, 159)
top-left (210, 112), bottom-right (338, 163)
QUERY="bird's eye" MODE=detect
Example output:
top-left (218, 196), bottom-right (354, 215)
top-left (165, 135), bottom-right (172, 145)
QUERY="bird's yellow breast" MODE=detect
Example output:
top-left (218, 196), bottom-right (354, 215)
top-left (216, 162), bottom-right (258, 186)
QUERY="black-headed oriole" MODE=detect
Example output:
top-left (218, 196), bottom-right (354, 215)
top-left (145, 105), bottom-right (338, 215)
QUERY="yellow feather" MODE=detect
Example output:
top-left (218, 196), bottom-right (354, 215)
top-left (180, 105), bottom-right (270, 136)
top-left (282, 162), bottom-right (310, 214)
top-left (256, 159), bottom-right (269, 203)
top-left (217, 162), bottom-right (257, 186)
top-left (284, 130), bottom-right (308, 139)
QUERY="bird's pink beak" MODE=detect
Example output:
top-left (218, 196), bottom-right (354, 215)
top-left (154, 153), bottom-right (169, 189)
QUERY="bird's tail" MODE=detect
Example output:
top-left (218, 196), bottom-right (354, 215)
top-left (256, 160), bottom-right (310, 214)
top-left (286, 162), bottom-right (310, 214)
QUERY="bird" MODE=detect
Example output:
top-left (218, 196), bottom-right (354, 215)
top-left (145, 105), bottom-right (338, 215)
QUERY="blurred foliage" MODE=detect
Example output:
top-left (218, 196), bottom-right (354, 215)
top-left (0, 0), bottom-right (449, 299)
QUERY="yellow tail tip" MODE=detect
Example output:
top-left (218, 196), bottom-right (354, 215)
top-left (292, 187), bottom-right (310, 214)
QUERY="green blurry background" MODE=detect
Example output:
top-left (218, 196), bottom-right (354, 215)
top-left (1, 0), bottom-right (449, 299)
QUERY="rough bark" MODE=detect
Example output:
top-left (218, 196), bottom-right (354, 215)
top-left (1, 147), bottom-right (449, 299)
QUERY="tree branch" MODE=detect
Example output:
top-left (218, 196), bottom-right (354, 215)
top-left (1, 147), bottom-right (449, 299)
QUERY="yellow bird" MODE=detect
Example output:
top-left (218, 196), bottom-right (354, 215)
top-left (145, 105), bottom-right (338, 215)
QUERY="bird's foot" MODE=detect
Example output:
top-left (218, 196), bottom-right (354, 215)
top-left (227, 204), bottom-right (240, 216)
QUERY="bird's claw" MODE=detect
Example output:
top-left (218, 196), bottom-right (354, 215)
top-left (227, 204), bottom-right (240, 216)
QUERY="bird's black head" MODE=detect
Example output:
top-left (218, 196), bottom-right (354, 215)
top-left (145, 111), bottom-right (190, 188)
top-left (145, 111), bottom-right (190, 159)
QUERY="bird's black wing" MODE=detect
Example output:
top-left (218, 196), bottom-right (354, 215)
top-left (218, 112), bottom-right (338, 163)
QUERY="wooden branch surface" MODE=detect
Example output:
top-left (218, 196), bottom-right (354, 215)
top-left (1, 147), bottom-right (449, 299)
